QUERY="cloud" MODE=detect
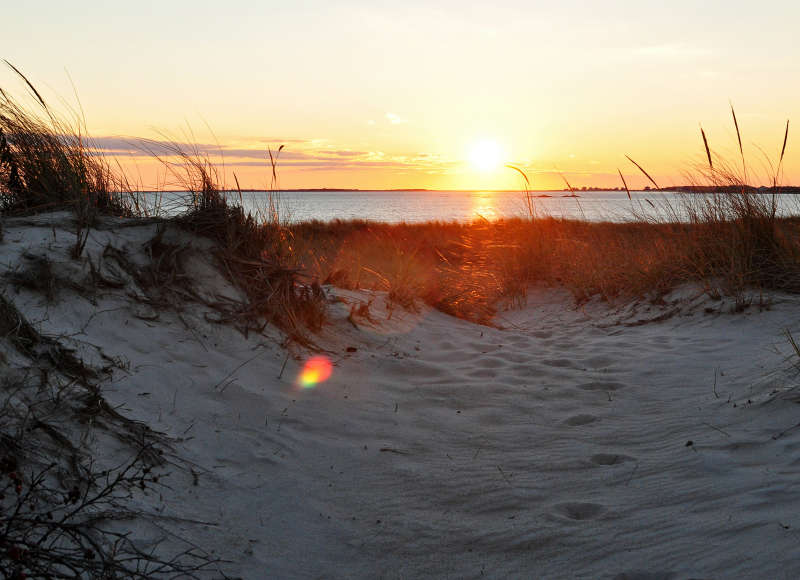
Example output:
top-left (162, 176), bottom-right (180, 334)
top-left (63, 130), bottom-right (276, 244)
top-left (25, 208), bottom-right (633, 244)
top-left (87, 134), bottom-right (456, 173)
top-left (86, 136), bottom-right (227, 157)
top-left (630, 43), bottom-right (712, 60)
top-left (385, 112), bottom-right (407, 125)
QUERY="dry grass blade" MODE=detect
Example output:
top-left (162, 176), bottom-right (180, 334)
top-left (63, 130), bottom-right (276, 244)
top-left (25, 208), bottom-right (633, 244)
top-left (559, 172), bottom-right (576, 195)
top-left (4, 59), bottom-right (47, 109)
top-left (731, 103), bottom-right (743, 157)
top-left (730, 102), bottom-right (747, 182)
top-left (504, 164), bottom-right (530, 186)
top-left (779, 119), bottom-right (790, 169)
top-left (617, 169), bottom-right (631, 200)
top-left (625, 155), bottom-right (660, 190)
top-left (267, 144), bottom-right (285, 185)
top-left (268, 148), bottom-right (277, 181)
top-left (700, 126), bottom-right (713, 170)
top-left (505, 164), bottom-right (535, 220)
top-left (234, 171), bottom-right (244, 205)
top-left (786, 329), bottom-right (800, 360)
top-left (558, 171), bottom-right (586, 219)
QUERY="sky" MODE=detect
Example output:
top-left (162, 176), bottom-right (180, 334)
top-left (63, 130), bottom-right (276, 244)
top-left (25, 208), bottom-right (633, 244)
top-left (3, 0), bottom-right (800, 190)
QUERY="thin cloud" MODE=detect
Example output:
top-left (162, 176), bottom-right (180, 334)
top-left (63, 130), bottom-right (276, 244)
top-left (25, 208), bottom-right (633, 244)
top-left (88, 134), bottom-right (457, 173)
top-left (385, 112), bottom-right (407, 125)
top-left (631, 43), bottom-right (712, 59)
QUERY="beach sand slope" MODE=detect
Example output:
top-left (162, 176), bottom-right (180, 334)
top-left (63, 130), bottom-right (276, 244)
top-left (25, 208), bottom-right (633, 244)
top-left (2, 214), bottom-right (800, 579)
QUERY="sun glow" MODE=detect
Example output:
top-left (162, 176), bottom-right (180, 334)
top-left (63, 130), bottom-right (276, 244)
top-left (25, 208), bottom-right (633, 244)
top-left (469, 140), bottom-right (503, 172)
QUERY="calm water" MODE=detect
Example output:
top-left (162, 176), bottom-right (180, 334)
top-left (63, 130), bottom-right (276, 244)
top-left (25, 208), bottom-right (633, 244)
top-left (149, 190), bottom-right (800, 223)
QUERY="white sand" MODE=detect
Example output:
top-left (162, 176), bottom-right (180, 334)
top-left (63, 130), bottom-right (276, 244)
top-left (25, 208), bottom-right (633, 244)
top-left (3, 213), bottom-right (800, 579)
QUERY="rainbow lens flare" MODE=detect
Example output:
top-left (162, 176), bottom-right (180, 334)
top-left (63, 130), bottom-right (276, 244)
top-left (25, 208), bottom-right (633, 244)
top-left (298, 356), bottom-right (333, 388)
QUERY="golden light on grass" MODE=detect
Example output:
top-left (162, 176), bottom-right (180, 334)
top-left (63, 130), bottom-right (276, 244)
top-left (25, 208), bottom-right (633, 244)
top-left (469, 140), bottom-right (503, 172)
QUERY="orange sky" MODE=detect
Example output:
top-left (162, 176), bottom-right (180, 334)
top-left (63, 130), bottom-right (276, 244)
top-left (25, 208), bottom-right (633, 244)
top-left (3, 1), bottom-right (800, 190)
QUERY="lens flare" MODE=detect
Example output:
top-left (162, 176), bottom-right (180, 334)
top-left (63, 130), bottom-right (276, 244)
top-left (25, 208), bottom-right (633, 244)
top-left (298, 356), bottom-right (333, 388)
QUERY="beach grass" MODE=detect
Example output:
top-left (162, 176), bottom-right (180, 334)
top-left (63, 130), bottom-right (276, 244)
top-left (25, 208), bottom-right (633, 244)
top-left (2, 67), bottom-right (800, 329)
top-left (283, 215), bottom-right (787, 322)
top-left (0, 64), bottom-right (131, 218)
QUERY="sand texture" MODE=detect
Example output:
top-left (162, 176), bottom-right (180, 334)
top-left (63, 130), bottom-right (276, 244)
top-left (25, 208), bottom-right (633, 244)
top-left (3, 214), bottom-right (800, 579)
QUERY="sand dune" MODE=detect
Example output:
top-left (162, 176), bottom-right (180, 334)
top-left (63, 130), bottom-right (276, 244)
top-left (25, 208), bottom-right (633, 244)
top-left (3, 214), bottom-right (800, 578)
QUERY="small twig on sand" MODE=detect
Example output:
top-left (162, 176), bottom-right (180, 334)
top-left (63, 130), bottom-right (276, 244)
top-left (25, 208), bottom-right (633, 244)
top-left (379, 447), bottom-right (409, 455)
top-left (497, 465), bottom-right (513, 486)
top-left (179, 313), bottom-right (209, 352)
top-left (772, 421), bottom-right (800, 440)
top-left (625, 462), bottom-right (639, 486)
top-left (277, 350), bottom-right (290, 380)
top-left (703, 422), bottom-right (731, 437)
top-left (212, 349), bottom-right (265, 391)
top-left (713, 367), bottom-right (720, 399)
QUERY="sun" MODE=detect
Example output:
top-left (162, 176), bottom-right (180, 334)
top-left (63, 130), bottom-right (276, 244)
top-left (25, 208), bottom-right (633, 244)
top-left (469, 140), bottom-right (503, 172)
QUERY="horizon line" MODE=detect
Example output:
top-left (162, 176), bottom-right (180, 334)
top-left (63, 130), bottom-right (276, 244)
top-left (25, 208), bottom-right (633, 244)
top-left (134, 185), bottom-right (800, 194)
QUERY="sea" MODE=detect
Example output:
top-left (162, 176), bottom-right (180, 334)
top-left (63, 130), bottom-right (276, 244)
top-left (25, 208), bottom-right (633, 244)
top-left (147, 190), bottom-right (800, 224)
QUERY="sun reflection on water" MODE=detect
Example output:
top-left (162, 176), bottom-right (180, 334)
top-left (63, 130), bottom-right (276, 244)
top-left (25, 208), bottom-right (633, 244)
top-left (471, 191), bottom-right (499, 221)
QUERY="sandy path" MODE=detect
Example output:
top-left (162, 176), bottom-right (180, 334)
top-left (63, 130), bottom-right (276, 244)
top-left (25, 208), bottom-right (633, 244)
top-left (275, 293), bottom-right (800, 579)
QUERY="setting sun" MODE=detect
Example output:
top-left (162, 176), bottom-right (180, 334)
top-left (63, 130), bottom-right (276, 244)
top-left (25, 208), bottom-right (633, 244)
top-left (469, 140), bottom-right (503, 173)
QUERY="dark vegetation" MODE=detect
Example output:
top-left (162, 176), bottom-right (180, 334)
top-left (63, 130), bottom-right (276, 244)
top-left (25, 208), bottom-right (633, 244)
top-left (0, 65), bottom-right (323, 344)
top-left (165, 151), bottom-right (326, 344)
top-left (0, 291), bottom-right (218, 578)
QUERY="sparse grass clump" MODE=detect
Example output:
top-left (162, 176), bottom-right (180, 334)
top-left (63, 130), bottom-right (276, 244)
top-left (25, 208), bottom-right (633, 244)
top-left (285, 202), bottom-right (800, 320)
top-left (0, 65), bottom-right (130, 218)
top-left (5, 253), bottom-right (59, 302)
top-left (0, 292), bottom-right (217, 578)
top-left (284, 217), bottom-right (695, 320)
top-left (161, 152), bottom-right (327, 344)
top-left (0, 64), bottom-right (326, 343)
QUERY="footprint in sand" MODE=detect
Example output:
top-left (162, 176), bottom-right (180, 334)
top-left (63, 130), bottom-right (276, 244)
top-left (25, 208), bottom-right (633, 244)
top-left (564, 414), bottom-right (598, 426)
top-left (466, 368), bottom-right (497, 379)
top-left (478, 356), bottom-right (505, 369)
top-left (612, 573), bottom-right (677, 580)
top-left (590, 453), bottom-right (635, 466)
top-left (542, 358), bottom-right (576, 369)
top-left (578, 381), bottom-right (626, 391)
top-left (584, 355), bottom-right (615, 367)
top-left (552, 502), bottom-right (606, 521)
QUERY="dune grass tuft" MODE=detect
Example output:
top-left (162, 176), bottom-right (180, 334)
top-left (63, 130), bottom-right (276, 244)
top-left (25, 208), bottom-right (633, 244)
top-left (0, 65), bottom-right (130, 218)
top-left (161, 146), bottom-right (327, 344)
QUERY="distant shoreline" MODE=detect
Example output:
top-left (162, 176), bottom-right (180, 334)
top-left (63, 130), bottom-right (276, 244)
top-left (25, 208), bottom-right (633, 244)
top-left (140, 186), bottom-right (800, 194)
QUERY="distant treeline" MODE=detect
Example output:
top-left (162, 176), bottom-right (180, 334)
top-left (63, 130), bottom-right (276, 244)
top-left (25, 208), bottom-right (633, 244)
top-left (667, 185), bottom-right (800, 194)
